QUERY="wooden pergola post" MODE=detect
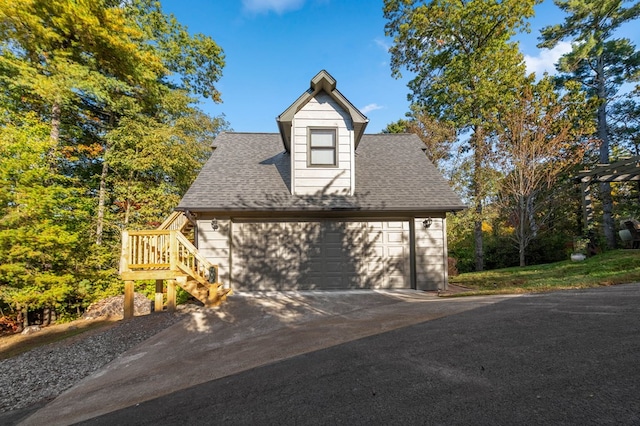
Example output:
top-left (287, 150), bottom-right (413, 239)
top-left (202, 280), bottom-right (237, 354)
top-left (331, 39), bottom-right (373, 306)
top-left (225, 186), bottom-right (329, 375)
top-left (581, 177), bottom-right (594, 232)
top-left (575, 156), bottom-right (640, 241)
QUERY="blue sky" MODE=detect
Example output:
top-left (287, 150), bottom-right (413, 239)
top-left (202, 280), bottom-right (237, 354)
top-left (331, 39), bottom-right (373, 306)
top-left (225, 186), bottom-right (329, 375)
top-left (162, 0), bottom-right (638, 133)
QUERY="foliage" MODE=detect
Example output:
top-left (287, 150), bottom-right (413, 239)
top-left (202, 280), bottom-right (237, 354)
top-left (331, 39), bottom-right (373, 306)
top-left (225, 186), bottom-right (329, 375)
top-left (0, 0), bottom-right (226, 323)
top-left (610, 95), bottom-right (640, 155)
top-left (384, 0), bottom-right (538, 271)
top-left (538, 0), bottom-right (640, 249)
top-left (0, 112), bottom-right (92, 317)
top-left (383, 106), bottom-right (456, 172)
top-left (493, 76), bottom-right (596, 265)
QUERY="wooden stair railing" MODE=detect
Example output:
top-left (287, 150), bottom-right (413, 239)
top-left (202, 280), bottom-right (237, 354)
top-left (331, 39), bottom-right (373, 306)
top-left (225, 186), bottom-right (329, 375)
top-left (120, 228), bottom-right (231, 311)
top-left (157, 211), bottom-right (195, 233)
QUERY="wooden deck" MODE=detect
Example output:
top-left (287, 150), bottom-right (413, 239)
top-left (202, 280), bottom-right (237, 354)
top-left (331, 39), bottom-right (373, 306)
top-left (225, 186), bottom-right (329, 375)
top-left (119, 213), bottom-right (231, 318)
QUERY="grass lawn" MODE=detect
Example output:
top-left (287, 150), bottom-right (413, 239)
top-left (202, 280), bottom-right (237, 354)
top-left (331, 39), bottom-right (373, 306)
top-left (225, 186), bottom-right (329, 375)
top-left (449, 249), bottom-right (640, 296)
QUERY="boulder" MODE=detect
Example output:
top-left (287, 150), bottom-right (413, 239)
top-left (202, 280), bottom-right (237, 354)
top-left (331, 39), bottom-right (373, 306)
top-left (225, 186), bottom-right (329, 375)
top-left (21, 325), bottom-right (41, 335)
top-left (83, 293), bottom-right (152, 319)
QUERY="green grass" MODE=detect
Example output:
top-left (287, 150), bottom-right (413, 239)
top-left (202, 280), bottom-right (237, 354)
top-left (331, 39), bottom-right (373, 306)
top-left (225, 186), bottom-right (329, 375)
top-left (449, 249), bottom-right (640, 296)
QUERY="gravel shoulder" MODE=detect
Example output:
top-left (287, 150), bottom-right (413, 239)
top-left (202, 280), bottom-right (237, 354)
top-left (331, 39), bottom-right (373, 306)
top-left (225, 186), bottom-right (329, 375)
top-left (0, 310), bottom-right (189, 423)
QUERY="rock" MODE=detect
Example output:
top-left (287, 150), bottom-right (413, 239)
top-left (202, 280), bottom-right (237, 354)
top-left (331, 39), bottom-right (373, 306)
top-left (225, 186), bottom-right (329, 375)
top-left (82, 293), bottom-right (152, 319)
top-left (21, 325), bottom-right (41, 335)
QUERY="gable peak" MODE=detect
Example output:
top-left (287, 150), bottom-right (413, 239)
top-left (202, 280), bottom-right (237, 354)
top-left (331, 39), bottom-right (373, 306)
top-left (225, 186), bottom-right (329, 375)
top-left (310, 70), bottom-right (336, 93)
top-left (277, 70), bottom-right (369, 152)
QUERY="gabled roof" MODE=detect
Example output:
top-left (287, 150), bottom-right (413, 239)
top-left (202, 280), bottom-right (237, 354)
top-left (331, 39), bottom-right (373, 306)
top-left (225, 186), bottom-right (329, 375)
top-left (177, 132), bottom-right (466, 214)
top-left (276, 70), bottom-right (369, 152)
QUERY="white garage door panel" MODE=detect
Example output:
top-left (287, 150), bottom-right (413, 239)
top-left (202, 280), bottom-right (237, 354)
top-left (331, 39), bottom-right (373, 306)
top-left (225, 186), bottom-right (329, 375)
top-left (232, 220), bottom-right (410, 291)
top-left (386, 231), bottom-right (405, 243)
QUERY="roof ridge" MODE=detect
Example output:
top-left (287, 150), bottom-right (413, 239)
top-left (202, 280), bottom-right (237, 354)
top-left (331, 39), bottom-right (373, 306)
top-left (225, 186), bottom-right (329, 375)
top-left (221, 131), bottom-right (280, 135)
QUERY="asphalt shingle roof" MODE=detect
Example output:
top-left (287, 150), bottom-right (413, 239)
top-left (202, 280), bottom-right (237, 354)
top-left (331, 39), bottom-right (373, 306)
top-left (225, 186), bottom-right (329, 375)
top-left (177, 132), bottom-right (466, 214)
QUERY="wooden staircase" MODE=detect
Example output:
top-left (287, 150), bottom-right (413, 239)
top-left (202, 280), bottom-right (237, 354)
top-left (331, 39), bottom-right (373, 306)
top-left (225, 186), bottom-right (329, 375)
top-left (119, 212), bottom-right (232, 318)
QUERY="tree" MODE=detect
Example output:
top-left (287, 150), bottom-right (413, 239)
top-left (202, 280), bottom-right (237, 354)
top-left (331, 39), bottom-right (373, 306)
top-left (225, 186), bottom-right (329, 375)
top-left (105, 91), bottom-right (229, 231)
top-left (383, 107), bottom-right (456, 172)
top-left (0, 112), bottom-right (92, 328)
top-left (0, 0), bottom-right (227, 323)
top-left (494, 76), bottom-right (595, 266)
top-left (538, 0), bottom-right (640, 249)
top-left (610, 94), bottom-right (640, 156)
top-left (384, 0), bottom-right (538, 270)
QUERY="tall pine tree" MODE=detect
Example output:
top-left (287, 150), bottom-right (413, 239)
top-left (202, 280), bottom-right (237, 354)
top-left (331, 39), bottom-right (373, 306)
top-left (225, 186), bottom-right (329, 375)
top-left (538, 0), bottom-right (640, 248)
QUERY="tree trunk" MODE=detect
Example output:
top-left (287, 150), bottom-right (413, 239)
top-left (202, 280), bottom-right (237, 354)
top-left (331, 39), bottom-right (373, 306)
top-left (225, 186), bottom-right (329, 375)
top-left (42, 307), bottom-right (51, 326)
top-left (596, 56), bottom-right (616, 249)
top-left (519, 196), bottom-right (526, 267)
top-left (50, 100), bottom-right (60, 143)
top-left (95, 160), bottom-right (108, 245)
top-left (123, 200), bottom-right (131, 228)
top-left (16, 304), bottom-right (27, 332)
top-left (473, 126), bottom-right (485, 271)
top-left (474, 202), bottom-right (484, 271)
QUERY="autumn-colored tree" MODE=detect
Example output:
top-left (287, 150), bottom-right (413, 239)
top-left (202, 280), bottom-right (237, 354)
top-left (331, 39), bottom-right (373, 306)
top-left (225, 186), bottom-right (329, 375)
top-left (383, 107), bottom-right (456, 172)
top-left (384, 0), bottom-right (538, 270)
top-left (494, 77), bottom-right (595, 266)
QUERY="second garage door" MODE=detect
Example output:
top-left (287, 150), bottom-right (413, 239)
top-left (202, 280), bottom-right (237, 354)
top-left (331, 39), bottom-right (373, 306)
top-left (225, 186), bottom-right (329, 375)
top-left (231, 220), bottom-right (410, 291)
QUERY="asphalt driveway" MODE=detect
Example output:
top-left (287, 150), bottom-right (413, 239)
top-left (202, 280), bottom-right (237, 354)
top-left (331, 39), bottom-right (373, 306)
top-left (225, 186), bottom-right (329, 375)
top-left (23, 284), bottom-right (640, 425)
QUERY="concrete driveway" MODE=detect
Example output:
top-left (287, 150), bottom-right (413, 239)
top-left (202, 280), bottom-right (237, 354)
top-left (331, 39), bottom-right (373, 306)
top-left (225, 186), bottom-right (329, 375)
top-left (21, 284), bottom-right (640, 425)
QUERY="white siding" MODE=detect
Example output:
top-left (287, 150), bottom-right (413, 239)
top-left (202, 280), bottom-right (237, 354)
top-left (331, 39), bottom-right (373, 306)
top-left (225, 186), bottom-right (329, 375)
top-left (196, 218), bottom-right (231, 285)
top-left (414, 217), bottom-right (447, 291)
top-left (291, 92), bottom-right (354, 196)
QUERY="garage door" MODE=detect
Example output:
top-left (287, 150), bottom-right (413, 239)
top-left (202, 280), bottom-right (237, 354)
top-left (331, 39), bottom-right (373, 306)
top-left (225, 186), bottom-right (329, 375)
top-left (231, 220), bottom-right (410, 291)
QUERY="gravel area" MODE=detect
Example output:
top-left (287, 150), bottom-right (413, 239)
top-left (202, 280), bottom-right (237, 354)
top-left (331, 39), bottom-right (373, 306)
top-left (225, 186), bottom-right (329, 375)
top-left (0, 311), bottom-right (189, 415)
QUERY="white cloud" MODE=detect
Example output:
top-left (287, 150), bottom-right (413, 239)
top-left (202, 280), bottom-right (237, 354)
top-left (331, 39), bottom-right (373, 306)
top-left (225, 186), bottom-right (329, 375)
top-left (360, 103), bottom-right (383, 114)
top-left (242, 0), bottom-right (305, 14)
top-left (374, 37), bottom-right (391, 52)
top-left (524, 41), bottom-right (572, 77)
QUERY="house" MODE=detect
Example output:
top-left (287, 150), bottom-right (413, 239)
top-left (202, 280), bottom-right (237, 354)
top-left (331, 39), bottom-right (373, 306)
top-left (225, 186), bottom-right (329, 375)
top-left (174, 70), bottom-right (465, 292)
top-left (119, 70), bottom-right (465, 317)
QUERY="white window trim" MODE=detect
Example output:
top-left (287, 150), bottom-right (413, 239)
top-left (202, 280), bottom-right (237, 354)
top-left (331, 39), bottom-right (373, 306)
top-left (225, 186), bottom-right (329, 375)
top-left (308, 127), bottom-right (338, 167)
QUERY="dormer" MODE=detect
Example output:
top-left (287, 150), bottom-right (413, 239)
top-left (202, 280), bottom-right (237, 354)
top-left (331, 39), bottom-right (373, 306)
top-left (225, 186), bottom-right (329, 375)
top-left (276, 70), bottom-right (368, 196)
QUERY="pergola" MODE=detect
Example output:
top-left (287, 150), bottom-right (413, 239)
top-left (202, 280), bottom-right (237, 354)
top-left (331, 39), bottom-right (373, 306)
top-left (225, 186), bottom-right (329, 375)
top-left (574, 155), bottom-right (640, 230)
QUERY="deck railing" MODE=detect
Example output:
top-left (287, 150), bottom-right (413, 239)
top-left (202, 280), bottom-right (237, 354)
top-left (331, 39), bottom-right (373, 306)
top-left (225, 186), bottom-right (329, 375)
top-left (120, 229), bottom-right (217, 284)
top-left (157, 211), bottom-right (193, 232)
top-left (175, 231), bottom-right (213, 284)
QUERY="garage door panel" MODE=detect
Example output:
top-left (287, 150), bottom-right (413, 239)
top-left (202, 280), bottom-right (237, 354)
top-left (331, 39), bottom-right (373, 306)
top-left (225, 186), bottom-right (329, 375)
top-left (386, 231), bottom-right (406, 243)
top-left (367, 232), bottom-right (383, 244)
top-left (386, 221), bottom-right (407, 229)
top-left (386, 245), bottom-right (407, 257)
top-left (325, 248), bottom-right (342, 259)
top-left (232, 220), bottom-right (411, 291)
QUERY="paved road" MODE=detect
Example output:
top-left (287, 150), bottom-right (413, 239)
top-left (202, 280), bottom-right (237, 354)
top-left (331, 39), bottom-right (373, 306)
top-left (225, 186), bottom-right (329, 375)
top-left (79, 284), bottom-right (640, 425)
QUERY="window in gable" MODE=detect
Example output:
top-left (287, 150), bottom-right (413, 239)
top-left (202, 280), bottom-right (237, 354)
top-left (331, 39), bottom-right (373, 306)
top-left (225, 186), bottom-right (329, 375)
top-left (309, 128), bottom-right (337, 166)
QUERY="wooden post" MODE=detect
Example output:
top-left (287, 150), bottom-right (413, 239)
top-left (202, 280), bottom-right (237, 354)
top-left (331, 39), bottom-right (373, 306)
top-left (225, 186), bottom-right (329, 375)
top-left (124, 280), bottom-right (134, 319)
top-left (155, 279), bottom-right (164, 312)
top-left (169, 230), bottom-right (177, 271)
top-left (167, 280), bottom-right (176, 312)
top-left (120, 230), bottom-right (129, 274)
top-left (581, 177), bottom-right (593, 232)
